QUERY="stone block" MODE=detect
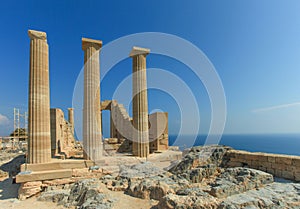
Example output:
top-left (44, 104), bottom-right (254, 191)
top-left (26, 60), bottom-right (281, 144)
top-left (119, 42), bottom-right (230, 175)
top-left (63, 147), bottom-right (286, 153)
top-left (257, 154), bottom-right (269, 162)
top-left (291, 166), bottom-right (300, 173)
top-left (225, 151), bottom-right (236, 158)
top-left (260, 161), bottom-right (272, 168)
top-left (18, 181), bottom-right (42, 200)
top-left (275, 169), bottom-right (282, 177)
top-left (227, 161), bottom-right (244, 167)
top-left (16, 169), bottom-right (72, 183)
top-left (251, 160), bottom-right (260, 168)
top-left (23, 181), bottom-right (42, 187)
top-left (275, 157), bottom-right (292, 165)
top-left (258, 166), bottom-right (267, 172)
top-left (235, 153), bottom-right (247, 160)
top-left (42, 178), bottom-right (75, 186)
top-left (281, 170), bottom-right (294, 180)
top-left (247, 153), bottom-right (268, 162)
top-left (243, 158), bottom-right (253, 165)
top-left (268, 156), bottom-right (276, 163)
top-left (272, 163), bottom-right (288, 171)
top-left (267, 168), bottom-right (275, 175)
top-left (284, 165), bottom-right (292, 173)
top-left (294, 172), bottom-right (300, 182)
top-left (292, 158), bottom-right (300, 167)
top-left (107, 138), bottom-right (118, 144)
top-left (72, 168), bottom-right (89, 177)
top-left (20, 160), bottom-right (94, 172)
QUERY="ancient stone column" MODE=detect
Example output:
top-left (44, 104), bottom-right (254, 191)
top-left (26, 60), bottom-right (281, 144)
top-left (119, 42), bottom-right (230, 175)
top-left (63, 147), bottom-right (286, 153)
top-left (27, 29), bottom-right (51, 164)
top-left (68, 108), bottom-right (74, 135)
top-left (130, 47), bottom-right (150, 158)
top-left (82, 38), bottom-right (102, 161)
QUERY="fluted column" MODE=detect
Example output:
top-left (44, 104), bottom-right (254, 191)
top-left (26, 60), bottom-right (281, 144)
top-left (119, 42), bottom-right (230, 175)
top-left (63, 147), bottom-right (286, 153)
top-left (28, 29), bottom-right (51, 164)
top-left (68, 108), bottom-right (74, 135)
top-left (82, 38), bottom-right (102, 161)
top-left (130, 46), bottom-right (150, 158)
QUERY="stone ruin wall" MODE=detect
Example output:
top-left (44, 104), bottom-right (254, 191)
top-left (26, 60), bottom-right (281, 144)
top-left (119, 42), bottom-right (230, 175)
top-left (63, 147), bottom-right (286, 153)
top-left (223, 149), bottom-right (300, 181)
top-left (149, 112), bottom-right (169, 153)
top-left (102, 100), bottom-right (169, 154)
top-left (50, 108), bottom-right (77, 158)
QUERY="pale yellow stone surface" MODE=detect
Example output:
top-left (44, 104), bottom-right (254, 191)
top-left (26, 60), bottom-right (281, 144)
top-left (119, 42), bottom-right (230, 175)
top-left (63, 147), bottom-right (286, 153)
top-left (20, 159), bottom-right (94, 172)
top-left (130, 46), bottom-right (150, 158)
top-left (68, 108), bottom-right (74, 135)
top-left (28, 29), bottom-right (46, 40)
top-left (149, 112), bottom-right (169, 153)
top-left (82, 37), bottom-right (102, 50)
top-left (16, 169), bottom-right (72, 183)
top-left (27, 29), bottom-right (51, 164)
top-left (129, 46), bottom-right (150, 57)
top-left (18, 181), bottom-right (42, 200)
top-left (50, 108), bottom-right (76, 157)
top-left (82, 37), bottom-right (103, 161)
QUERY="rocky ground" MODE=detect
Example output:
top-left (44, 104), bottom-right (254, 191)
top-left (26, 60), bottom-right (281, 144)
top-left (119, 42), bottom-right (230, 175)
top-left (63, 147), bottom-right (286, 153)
top-left (1, 146), bottom-right (300, 208)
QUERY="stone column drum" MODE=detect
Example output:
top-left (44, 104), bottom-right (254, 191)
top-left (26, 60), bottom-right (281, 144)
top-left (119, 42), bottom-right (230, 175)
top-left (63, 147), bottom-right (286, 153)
top-left (82, 38), bottom-right (103, 161)
top-left (68, 108), bottom-right (74, 135)
top-left (27, 29), bottom-right (52, 164)
top-left (130, 46), bottom-right (150, 158)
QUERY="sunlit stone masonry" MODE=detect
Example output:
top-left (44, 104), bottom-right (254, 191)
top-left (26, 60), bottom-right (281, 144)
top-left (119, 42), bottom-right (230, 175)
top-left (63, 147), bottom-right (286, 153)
top-left (82, 38), bottom-right (103, 161)
top-left (68, 108), bottom-right (74, 135)
top-left (27, 30), bottom-right (51, 164)
top-left (130, 46), bottom-right (150, 158)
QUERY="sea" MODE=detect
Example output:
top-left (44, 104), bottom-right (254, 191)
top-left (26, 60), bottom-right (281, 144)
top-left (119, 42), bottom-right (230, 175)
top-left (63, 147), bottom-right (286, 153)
top-left (169, 134), bottom-right (300, 156)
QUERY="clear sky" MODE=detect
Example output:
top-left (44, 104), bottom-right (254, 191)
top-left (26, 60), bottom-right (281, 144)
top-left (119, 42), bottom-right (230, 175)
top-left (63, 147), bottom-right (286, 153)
top-left (1, 0), bottom-right (300, 137)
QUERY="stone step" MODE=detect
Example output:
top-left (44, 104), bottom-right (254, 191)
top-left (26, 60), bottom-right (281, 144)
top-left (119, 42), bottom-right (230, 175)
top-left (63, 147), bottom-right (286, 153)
top-left (20, 160), bottom-right (96, 172)
top-left (16, 169), bottom-right (72, 183)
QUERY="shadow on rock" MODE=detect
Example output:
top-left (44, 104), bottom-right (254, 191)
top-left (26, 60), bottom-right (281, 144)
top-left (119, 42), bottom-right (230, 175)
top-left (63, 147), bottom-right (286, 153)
top-left (0, 155), bottom-right (25, 177)
top-left (0, 178), bottom-right (20, 200)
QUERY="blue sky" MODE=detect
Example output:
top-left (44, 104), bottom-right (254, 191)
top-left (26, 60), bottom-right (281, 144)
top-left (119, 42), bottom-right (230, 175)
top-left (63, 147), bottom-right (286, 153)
top-left (1, 1), bottom-right (300, 137)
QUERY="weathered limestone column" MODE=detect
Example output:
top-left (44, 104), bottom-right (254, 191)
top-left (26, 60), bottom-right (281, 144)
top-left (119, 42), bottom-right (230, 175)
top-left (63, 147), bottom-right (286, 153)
top-left (82, 38), bottom-right (102, 161)
top-left (130, 47), bottom-right (150, 158)
top-left (28, 29), bottom-right (51, 164)
top-left (68, 108), bottom-right (74, 135)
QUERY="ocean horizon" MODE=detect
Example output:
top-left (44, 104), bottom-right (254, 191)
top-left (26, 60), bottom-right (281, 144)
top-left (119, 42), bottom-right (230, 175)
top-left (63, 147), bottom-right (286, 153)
top-left (169, 134), bottom-right (300, 156)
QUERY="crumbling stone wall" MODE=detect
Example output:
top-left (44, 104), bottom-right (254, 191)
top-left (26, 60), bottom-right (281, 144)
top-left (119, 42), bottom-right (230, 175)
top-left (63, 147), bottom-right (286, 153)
top-left (149, 112), bottom-right (169, 153)
top-left (50, 108), bottom-right (76, 158)
top-left (223, 150), bottom-right (300, 181)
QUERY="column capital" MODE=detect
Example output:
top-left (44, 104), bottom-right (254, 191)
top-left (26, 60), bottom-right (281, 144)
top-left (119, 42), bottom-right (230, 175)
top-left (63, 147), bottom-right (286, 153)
top-left (129, 46), bottom-right (150, 57)
top-left (82, 37), bottom-right (102, 51)
top-left (28, 29), bottom-right (47, 40)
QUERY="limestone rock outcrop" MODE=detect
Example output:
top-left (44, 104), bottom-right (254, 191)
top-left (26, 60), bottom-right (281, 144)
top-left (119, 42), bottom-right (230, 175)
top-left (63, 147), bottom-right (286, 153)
top-left (219, 182), bottom-right (300, 209)
top-left (38, 178), bottom-right (114, 209)
top-left (33, 145), bottom-right (300, 209)
top-left (126, 174), bottom-right (188, 201)
top-left (169, 145), bottom-right (231, 175)
top-left (158, 188), bottom-right (219, 209)
top-left (208, 167), bottom-right (273, 198)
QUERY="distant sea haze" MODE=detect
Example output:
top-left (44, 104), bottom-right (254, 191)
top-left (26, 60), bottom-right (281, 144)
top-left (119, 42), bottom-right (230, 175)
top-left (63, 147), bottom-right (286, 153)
top-left (169, 134), bottom-right (300, 156)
